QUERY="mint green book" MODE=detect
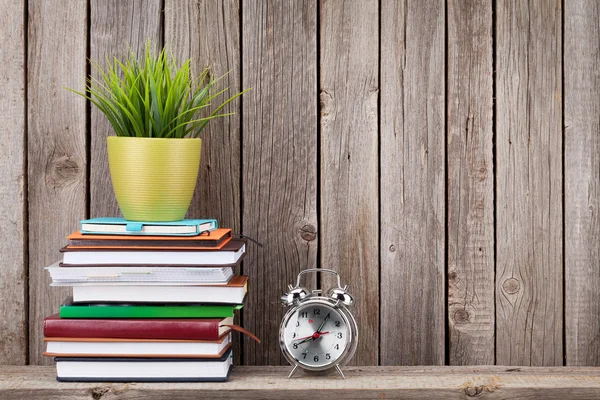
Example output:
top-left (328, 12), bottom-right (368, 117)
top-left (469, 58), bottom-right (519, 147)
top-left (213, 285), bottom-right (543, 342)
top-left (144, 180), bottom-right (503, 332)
top-left (60, 297), bottom-right (243, 319)
top-left (79, 217), bottom-right (218, 236)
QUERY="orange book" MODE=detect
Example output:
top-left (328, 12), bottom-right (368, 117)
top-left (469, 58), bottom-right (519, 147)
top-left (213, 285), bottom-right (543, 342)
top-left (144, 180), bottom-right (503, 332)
top-left (66, 228), bottom-right (232, 249)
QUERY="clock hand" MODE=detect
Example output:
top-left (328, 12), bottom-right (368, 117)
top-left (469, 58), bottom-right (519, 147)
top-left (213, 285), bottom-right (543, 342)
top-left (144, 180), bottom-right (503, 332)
top-left (295, 334), bottom-right (315, 341)
top-left (295, 336), bottom-right (315, 345)
top-left (316, 313), bottom-right (331, 333)
top-left (294, 331), bottom-right (330, 344)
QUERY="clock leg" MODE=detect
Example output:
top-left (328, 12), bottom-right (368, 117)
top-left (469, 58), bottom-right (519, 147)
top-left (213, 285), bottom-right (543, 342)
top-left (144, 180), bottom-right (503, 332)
top-left (287, 365), bottom-right (299, 379)
top-left (334, 364), bottom-right (346, 379)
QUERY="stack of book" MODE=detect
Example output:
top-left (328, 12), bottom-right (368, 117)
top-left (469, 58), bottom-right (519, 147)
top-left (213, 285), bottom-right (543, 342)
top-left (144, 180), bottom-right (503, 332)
top-left (43, 217), bottom-right (253, 382)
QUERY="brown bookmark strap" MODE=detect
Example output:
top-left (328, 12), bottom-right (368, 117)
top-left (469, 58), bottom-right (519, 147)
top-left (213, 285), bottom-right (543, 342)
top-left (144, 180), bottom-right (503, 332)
top-left (232, 233), bottom-right (264, 248)
top-left (222, 324), bottom-right (261, 343)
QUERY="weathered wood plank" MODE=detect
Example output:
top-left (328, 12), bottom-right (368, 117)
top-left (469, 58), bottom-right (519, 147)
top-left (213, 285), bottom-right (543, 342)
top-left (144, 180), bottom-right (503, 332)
top-left (380, 0), bottom-right (445, 365)
top-left (565, 0), bottom-right (600, 366)
top-left (165, 0), bottom-right (242, 363)
top-left (27, 0), bottom-right (87, 365)
top-left (3, 366), bottom-right (600, 399)
top-left (242, 0), bottom-right (318, 365)
top-left (90, 0), bottom-right (162, 218)
top-left (447, 0), bottom-right (494, 365)
top-left (0, 0), bottom-right (27, 365)
top-left (320, 0), bottom-right (379, 366)
top-left (495, 0), bottom-right (562, 366)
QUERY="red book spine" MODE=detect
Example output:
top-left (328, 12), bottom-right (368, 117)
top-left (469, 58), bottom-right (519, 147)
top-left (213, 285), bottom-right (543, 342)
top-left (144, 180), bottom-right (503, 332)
top-left (43, 314), bottom-right (220, 340)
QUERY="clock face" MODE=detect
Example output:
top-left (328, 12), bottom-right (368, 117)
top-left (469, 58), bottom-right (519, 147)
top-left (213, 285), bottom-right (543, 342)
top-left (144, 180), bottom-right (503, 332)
top-left (283, 302), bottom-right (349, 368)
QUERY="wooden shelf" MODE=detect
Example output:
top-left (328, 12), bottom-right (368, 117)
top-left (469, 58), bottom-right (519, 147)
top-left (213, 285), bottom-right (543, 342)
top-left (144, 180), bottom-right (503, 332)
top-left (2, 365), bottom-right (600, 399)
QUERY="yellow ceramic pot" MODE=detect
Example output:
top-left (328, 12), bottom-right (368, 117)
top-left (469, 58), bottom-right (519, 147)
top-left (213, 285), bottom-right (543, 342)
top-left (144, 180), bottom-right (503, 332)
top-left (107, 137), bottom-right (201, 222)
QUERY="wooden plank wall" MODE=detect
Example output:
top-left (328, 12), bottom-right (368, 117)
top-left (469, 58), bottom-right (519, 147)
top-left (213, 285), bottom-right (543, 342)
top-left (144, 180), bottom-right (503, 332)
top-left (565, 0), bottom-right (600, 366)
top-left (446, 0), bottom-right (494, 365)
top-left (1, 0), bottom-right (600, 367)
top-left (321, 0), bottom-right (379, 366)
top-left (495, 0), bottom-right (563, 366)
top-left (241, 0), bottom-right (318, 365)
top-left (0, 0), bottom-right (27, 365)
top-left (380, 0), bottom-right (445, 365)
top-left (27, 0), bottom-right (88, 366)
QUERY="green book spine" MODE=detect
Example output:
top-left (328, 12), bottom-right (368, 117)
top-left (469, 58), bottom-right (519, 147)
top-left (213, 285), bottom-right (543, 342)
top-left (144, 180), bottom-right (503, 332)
top-left (60, 304), bottom-right (243, 319)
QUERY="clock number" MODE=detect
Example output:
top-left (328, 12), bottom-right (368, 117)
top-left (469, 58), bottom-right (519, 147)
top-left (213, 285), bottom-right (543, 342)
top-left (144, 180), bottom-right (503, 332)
top-left (293, 332), bottom-right (297, 338)
top-left (300, 311), bottom-right (308, 319)
top-left (335, 321), bottom-right (341, 327)
top-left (334, 344), bottom-right (339, 350)
top-left (337, 332), bottom-right (343, 339)
top-left (313, 308), bottom-right (320, 316)
top-left (326, 353), bottom-right (331, 360)
top-left (314, 355), bottom-right (319, 362)
top-left (302, 353), bottom-right (307, 359)
top-left (293, 343), bottom-right (298, 349)
top-left (296, 321), bottom-right (300, 327)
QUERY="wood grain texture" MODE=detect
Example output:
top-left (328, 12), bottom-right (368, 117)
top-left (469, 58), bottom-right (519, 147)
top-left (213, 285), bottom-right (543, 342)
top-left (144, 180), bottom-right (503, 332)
top-left (447, 0), bottom-right (494, 365)
top-left (495, 0), bottom-right (562, 366)
top-left (89, 0), bottom-right (162, 218)
top-left (165, 0), bottom-right (242, 363)
top-left (242, 0), bottom-right (318, 365)
top-left (380, 0), bottom-right (445, 365)
top-left (320, 0), bottom-right (379, 367)
top-left (565, 0), bottom-right (600, 366)
top-left (0, 0), bottom-right (27, 365)
top-left (3, 366), bottom-right (600, 399)
top-left (27, 0), bottom-right (87, 365)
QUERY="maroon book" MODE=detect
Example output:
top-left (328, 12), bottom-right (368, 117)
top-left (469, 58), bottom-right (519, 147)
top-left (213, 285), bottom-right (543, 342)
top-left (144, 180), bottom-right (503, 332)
top-left (43, 314), bottom-right (233, 340)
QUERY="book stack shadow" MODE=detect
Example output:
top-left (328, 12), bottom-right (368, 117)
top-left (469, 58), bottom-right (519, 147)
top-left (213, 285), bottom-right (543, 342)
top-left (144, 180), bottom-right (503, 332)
top-left (43, 218), bottom-right (255, 382)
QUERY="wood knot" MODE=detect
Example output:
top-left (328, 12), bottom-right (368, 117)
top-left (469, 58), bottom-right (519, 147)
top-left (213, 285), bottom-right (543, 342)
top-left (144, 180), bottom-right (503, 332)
top-left (299, 224), bottom-right (317, 242)
top-left (502, 278), bottom-right (520, 294)
top-left (478, 166), bottom-right (487, 181)
top-left (319, 90), bottom-right (333, 116)
top-left (90, 386), bottom-right (110, 399)
top-left (389, 244), bottom-right (396, 252)
top-left (319, 89), bottom-right (333, 103)
top-left (464, 386), bottom-right (484, 397)
top-left (454, 310), bottom-right (470, 324)
top-left (46, 155), bottom-right (81, 188)
top-left (461, 377), bottom-right (501, 397)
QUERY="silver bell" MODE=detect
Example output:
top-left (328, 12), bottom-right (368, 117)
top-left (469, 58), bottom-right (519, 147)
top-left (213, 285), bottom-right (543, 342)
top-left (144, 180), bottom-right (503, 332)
top-left (281, 286), bottom-right (310, 306)
top-left (328, 286), bottom-right (354, 307)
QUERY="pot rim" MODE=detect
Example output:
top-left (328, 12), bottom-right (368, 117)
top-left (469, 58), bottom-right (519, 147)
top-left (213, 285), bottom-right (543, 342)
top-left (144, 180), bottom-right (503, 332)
top-left (107, 136), bottom-right (201, 141)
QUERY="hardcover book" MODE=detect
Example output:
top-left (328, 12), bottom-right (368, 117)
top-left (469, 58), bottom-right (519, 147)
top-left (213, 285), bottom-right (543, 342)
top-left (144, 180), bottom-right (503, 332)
top-left (44, 335), bottom-right (232, 358)
top-left (59, 297), bottom-right (243, 319)
top-left (44, 314), bottom-right (234, 340)
top-left (71, 276), bottom-right (249, 303)
top-left (46, 263), bottom-right (234, 284)
top-left (79, 217), bottom-right (218, 236)
top-left (60, 240), bottom-right (246, 266)
top-left (55, 349), bottom-right (233, 382)
top-left (67, 228), bottom-right (232, 248)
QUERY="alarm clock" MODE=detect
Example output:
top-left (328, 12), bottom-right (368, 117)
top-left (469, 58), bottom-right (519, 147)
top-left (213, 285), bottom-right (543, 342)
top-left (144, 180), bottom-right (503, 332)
top-left (279, 268), bottom-right (358, 379)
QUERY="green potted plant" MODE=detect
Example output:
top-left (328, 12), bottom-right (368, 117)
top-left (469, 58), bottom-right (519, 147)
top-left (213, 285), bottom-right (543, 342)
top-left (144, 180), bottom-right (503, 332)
top-left (70, 43), bottom-right (247, 222)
